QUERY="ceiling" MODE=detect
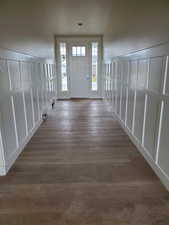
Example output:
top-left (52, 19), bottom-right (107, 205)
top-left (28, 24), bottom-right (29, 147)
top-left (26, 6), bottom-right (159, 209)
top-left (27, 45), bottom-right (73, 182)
top-left (0, 0), bottom-right (169, 60)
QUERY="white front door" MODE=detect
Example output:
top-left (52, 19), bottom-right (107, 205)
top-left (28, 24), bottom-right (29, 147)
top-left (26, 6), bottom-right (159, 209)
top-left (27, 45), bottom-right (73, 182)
top-left (56, 36), bottom-right (102, 99)
top-left (70, 45), bottom-right (89, 98)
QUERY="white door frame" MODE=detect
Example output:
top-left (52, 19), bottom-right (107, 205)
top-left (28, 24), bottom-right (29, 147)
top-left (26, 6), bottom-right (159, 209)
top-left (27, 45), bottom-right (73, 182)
top-left (55, 36), bottom-right (103, 99)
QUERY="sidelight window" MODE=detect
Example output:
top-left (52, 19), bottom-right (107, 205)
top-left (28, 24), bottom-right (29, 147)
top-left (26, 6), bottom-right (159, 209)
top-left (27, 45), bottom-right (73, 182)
top-left (60, 43), bottom-right (68, 91)
top-left (92, 42), bottom-right (98, 91)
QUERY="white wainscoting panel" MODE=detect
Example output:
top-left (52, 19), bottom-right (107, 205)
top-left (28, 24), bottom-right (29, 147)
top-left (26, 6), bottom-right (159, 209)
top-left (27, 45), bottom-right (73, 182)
top-left (104, 43), bottom-right (169, 190)
top-left (0, 50), bottom-right (57, 175)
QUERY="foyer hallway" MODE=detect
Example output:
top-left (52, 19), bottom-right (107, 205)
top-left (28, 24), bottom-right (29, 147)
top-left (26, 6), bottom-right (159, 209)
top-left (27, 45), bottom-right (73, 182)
top-left (0, 100), bottom-right (169, 225)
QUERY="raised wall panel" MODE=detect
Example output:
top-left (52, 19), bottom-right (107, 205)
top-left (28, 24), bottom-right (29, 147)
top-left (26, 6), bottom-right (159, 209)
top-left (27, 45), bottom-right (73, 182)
top-left (0, 112), bottom-right (5, 166)
top-left (149, 57), bottom-right (164, 93)
top-left (111, 66), bottom-right (115, 111)
top-left (8, 61), bottom-right (27, 146)
top-left (164, 57), bottom-right (169, 96)
top-left (44, 64), bottom-right (50, 102)
top-left (126, 88), bottom-right (135, 131)
top-left (137, 59), bottom-right (148, 89)
top-left (112, 62), bottom-right (116, 112)
top-left (39, 90), bottom-right (44, 114)
top-left (134, 59), bottom-right (148, 142)
top-left (13, 93), bottom-right (26, 145)
top-left (41, 65), bottom-right (47, 110)
top-left (112, 92), bottom-right (116, 112)
top-left (0, 99), bottom-right (17, 158)
top-left (8, 61), bottom-right (20, 90)
top-left (128, 60), bottom-right (137, 90)
top-left (32, 89), bottom-right (39, 123)
top-left (20, 62), bottom-right (30, 91)
top-left (24, 91), bottom-right (34, 132)
top-left (0, 60), bottom-right (10, 96)
top-left (134, 91), bottom-right (145, 142)
top-left (121, 86), bottom-right (127, 122)
top-left (30, 64), bottom-right (40, 123)
top-left (158, 100), bottom-right (169, 175)
top-left (121, 60), bottom-right (129, 85)
top-left (116, 81), bottom-right (121, 116)
top-left (144, 95), bottom-right (160, 159)
top-left (0, 60), bottom-right (17, 158)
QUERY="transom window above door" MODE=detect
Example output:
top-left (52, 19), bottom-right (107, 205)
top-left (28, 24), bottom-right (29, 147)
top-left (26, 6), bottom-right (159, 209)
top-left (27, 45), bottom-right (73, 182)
top-left (72, 46), bottom-right (86, 56)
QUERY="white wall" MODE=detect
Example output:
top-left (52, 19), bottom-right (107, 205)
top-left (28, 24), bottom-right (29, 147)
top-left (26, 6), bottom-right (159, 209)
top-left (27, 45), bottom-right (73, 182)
top-left (104, 43), bottom-right (169, 190)
top-left (0, 49), bottom-right (57, 175)
top-left (103, 1), bottom-right (169, 61)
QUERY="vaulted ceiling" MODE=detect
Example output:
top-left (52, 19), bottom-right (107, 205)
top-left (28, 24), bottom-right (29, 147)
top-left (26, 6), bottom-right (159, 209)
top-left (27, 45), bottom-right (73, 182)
top-left (0, 0), bottom-right (169, 60)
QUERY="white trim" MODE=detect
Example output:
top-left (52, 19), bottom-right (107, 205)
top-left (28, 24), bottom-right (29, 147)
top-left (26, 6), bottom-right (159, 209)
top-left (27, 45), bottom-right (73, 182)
top-left (142, 94), bottom-right (148, 146)
top-left (146, 58), bottom-right (150, 89)
top-left (125, 61), bottom-right (130, 126)
top-left (37, 89), bottom-right (40, 119)
top-left (119, 83), bottom-right (122, 119)
top-left (131, 60), bottom-right (138, 134)
top-left (142, 59), bottom-right (150, 145)
top-left (22, 92), bottom-right (28, 136)
top-left (0, 114), bottom-right (5, 171)
top-left (10, 96), bottom-right (19, 148)
top-left (7, 60), bottom-right (12, 90)
top-left (132, 90), bottom-right (137, 134)
top-left (162, 56), bottom-right (169, 94)
top-left (125, 87), bottom-right (128, 126)
top-left (155, 101), bottom-right (164, 164)
top-left (30, 88), bottom-right (35, 126)
top-left (19, 61), bottom-right (28, 135)
top-left (155, 56), bottom-right (168, 164)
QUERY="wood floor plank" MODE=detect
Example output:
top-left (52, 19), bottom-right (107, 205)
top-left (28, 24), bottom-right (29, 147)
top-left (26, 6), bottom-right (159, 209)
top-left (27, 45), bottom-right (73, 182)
top-left (0, 100), bottom-right (169, 225)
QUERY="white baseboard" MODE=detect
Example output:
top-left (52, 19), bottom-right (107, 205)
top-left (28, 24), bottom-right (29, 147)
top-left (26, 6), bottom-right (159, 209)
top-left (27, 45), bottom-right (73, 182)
top-left (114, 113), bottom-right (169, 191)
top-left (0, 119), bottom-right (42, 175)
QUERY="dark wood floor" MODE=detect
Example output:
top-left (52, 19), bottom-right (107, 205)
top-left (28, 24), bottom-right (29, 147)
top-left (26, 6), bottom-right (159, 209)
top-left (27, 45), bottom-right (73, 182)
top-left (0, 100), bottom-right (169, 225)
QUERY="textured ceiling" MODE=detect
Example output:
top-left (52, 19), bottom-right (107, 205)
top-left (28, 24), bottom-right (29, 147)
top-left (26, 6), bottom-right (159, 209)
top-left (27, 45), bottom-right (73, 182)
top-left (0, 0), bottom-right (169, 60)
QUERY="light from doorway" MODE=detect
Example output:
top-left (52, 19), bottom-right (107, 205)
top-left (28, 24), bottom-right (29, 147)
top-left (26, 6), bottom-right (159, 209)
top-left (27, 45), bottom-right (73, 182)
top-left (72, 46), bottom-right (86, 57)
top-left (60, 43), bottom-right (68, 91)
top-left (92, 42), bottom-right (98, 91)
